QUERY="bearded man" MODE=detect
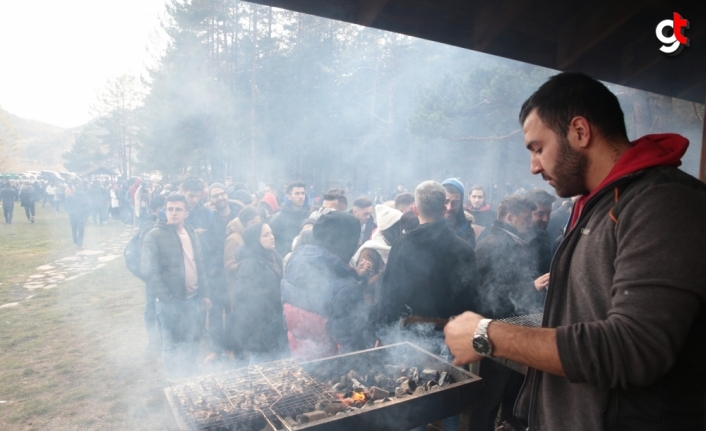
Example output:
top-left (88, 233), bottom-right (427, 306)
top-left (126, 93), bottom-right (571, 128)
top-left (445, 72), bottom-right (706, 431)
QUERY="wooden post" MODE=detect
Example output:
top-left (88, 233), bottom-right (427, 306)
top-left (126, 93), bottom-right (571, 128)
top-left (700, 92), bottom-right (706, 182)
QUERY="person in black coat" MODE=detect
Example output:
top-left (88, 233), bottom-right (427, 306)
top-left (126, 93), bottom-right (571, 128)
top-left (379, 181), bottom-right (479, 328)
top-left (228, 222), bottom-right (288, 365)
top-left (65, 185), bottom-right (91, 247)
top-left (1, 182), bottom-right (18, 224)
top-left (19, 182), bottom-right (36, 223)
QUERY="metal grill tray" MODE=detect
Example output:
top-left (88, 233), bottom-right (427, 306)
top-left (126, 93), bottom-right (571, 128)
top-left (165, 342), bottom-right (482, 431)
top-left (497, 313), bottom-right (542, 327)
top-left (491, 313), bottom-right (543, 374)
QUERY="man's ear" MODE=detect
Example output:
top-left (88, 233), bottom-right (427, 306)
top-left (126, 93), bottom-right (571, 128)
top-left (569, 116), bottom-right (592, 149)
top-left (413, 205), bottom-right (419, 216)
top-left (504, 212), bottom-right (514, 225)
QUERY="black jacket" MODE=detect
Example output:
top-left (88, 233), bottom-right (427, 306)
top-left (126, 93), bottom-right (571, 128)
top-left (269, 203), bottom-right (309, 257)
top-left (141, 220), bottom-right (209, 303)
top-left (231, 245), bottom-right (287, 353)
top-left (19, 185), bottom-right (35, 205)
top-left (65, 190), bottom-right (91, 218)
top-left (516, 166), bottom-right (706, 431)
top-left (1, 186), bottom-right (17, 206)
top-left (378, 220), bottom-right (478, 324)
top-left (528, 229), bottom-right (552, 275)
top-left (475, 220), bottom-right (544, 319)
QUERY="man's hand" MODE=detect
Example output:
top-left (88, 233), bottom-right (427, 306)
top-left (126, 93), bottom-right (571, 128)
top-left (534, 273), bottom-right (550, 291)
top-left (444, 311), bottom-right (484, 366)
top-left (194, 228), bottom-right (206, 235)
top-left (202, 298), bottom-right (212, 311)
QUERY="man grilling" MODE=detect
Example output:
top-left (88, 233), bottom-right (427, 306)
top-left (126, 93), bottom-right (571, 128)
top-left (445, 72), bottom-right (706, 430)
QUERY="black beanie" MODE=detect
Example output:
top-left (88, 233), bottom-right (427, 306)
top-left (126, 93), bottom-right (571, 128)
top-left (232, 189), bottom-right (254, 205)
top-left (313, 211), bottom-right (360, 263)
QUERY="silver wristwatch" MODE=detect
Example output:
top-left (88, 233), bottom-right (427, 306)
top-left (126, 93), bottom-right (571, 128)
top-left (472, 318), bottom-right (494, 357)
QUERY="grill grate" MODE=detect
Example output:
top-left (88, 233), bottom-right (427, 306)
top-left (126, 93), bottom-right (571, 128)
top-left (167, 359), bottom-right (336, 430)
top-left (497, 313), bottom-right (543, 327)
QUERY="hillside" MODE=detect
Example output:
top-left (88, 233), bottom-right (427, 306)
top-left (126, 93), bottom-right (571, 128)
top-left (0, 107), bottom-right (80, 172)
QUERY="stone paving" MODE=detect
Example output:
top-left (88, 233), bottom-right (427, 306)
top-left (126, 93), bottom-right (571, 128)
top-left (0, 227), bottom-right (135, 309)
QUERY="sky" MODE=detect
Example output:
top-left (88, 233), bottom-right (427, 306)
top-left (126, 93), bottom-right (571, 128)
top-left (0, 0), bottom-right (169, 128)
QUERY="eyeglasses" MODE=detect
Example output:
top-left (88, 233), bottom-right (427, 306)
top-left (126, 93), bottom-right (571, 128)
top-left (166, 207), bottom-right (185, 213)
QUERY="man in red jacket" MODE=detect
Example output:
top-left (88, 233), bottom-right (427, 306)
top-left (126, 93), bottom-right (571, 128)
top-left (445, 72), bottom-right (706, 431)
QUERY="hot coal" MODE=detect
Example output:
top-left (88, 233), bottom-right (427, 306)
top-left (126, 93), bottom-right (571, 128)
top-left (304, 365), bottom-right (456, 423)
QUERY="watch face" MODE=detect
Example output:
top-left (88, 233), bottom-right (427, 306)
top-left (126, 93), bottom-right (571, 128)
top-left (473, 337), bottom-right (491, 355)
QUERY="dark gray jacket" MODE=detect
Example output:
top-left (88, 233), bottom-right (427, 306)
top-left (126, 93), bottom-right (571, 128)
top-left (475, 220), bottom-right (544, 319)
top-left (516, 166), bottom-right (706, 431)
top-left (141, 220), bottom-right (209, 303)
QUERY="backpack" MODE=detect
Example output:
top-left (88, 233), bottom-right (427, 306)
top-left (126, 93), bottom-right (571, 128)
top-left (124, 231), bottom-right (144, 280)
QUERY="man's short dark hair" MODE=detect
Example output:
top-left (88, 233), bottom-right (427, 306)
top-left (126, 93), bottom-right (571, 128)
top-left (266, 182), bottom-right (278, 190)
top-left (519, 72), bottom-right (628, 142)
top-left (394, 192), bottom-right (414, 208)
top-left (525, 189), bottom-right (556, 208)
top-left (149, 194), bottom-right (166, 212)
top-left (497, 195), bottom-right (536, 220)
top-left (353, 196), bottom-right (372, 209)
top-left (181, 177), bottom-right (204, 193)
top-left (323, 188), bottom-right (344, 201)
top-left (165, 194), bottom-right (188, 207)
top-left (286, 181), bottom-right (306, 194)
top-left (469, 185), bottom-right (485, 196)
top-left (238, 205), bottom-right (264, 226)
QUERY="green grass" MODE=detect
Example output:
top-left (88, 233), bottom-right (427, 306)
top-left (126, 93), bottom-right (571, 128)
top-left (0, 206), bottom-right (178, 430)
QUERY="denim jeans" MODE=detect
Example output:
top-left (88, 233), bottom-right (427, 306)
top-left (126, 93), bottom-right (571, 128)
top-left (3, 204), bottom-right (13, 223)
top-left (69, 214), bottom-right (86, 246)
top-left (208, 278), bottom-right (229, 355)
top-left (156, 295), bottom-right (206, 379)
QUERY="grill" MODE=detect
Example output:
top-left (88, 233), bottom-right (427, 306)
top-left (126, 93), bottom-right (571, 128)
top-left (497, 313), bottom-right (542, 327)
top-left (165, 342), bottom-right (482, 430)
top-left (491, 313), bottom-right (543, 374)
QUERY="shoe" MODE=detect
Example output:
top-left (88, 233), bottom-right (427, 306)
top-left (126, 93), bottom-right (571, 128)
top-left (30, 217), bottom-right (34, 223)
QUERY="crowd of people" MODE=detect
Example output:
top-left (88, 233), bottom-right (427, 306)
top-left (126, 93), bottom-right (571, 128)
top-left (128, 171), bottom-right (563, 430)
top-left (6, 71), bottom-right (704, 431)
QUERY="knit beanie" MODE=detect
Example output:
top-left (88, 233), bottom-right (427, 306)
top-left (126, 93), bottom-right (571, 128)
top-left (232, 189), bottom-right (254, 205)
top-left (375, 204), bottom-right (402, 232)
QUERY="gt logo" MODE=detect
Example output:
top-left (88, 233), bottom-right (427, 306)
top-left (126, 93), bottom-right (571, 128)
top-left (656, 12), bottom-right (690, 55)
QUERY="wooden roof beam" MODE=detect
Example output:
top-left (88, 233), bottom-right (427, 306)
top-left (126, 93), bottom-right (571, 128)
top-left (557, 2), bottom-right (643, 70)
top-left (358, 0), bottom-right (391, 26)
top-left (473, 0), bottom-right (536, 52)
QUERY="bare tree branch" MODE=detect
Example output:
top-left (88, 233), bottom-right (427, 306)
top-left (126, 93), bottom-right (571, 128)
top-left (452, 128), bottom-right (522, 142)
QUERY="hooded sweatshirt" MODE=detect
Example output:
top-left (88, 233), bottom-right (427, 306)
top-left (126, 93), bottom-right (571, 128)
top-left (516, 133), bottom-right (706, 431)
top-left (569, 133), bottom-right (687, 230)
top-left (442, 178), bottom-right (476, 247)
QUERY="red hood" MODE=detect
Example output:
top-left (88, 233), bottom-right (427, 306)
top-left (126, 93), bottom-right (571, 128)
top-left (260, 192), bottom-right (279, 213)
top-left (569, 133), bottom-right (688, 229)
